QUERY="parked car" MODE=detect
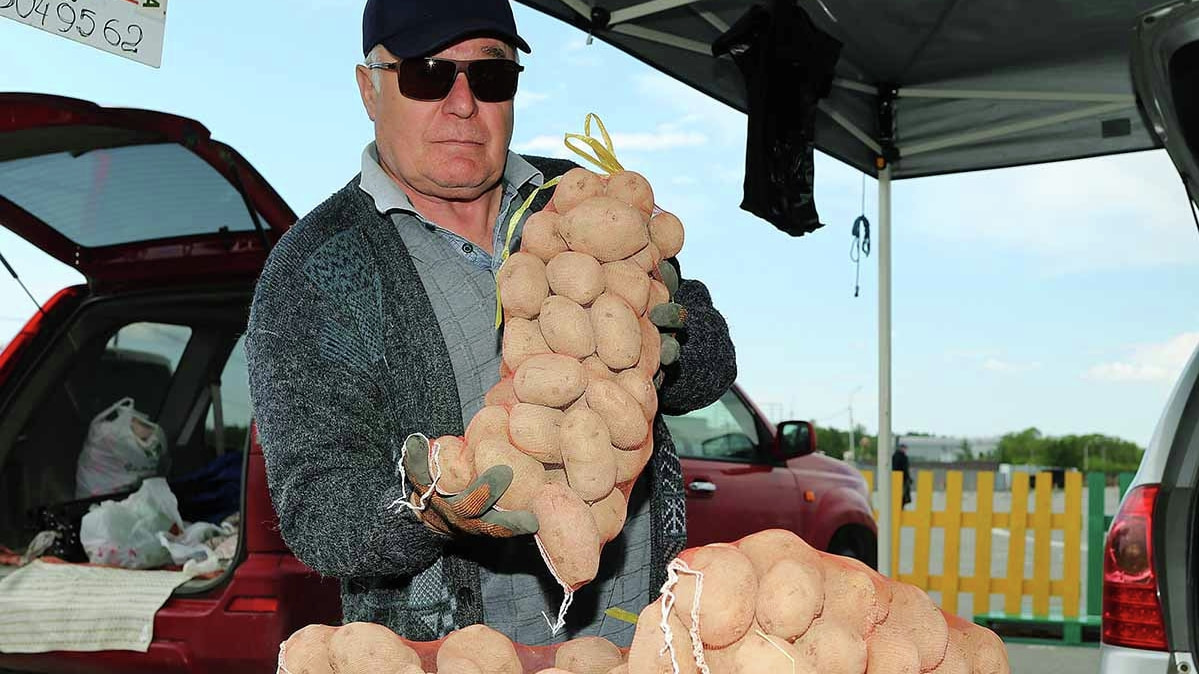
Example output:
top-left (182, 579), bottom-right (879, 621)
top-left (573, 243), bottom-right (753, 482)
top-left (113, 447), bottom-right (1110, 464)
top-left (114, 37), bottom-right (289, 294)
top-left (0, 93), bottom-right (874, 673)
top-left (1100, 3), bottom-right (1199, 672)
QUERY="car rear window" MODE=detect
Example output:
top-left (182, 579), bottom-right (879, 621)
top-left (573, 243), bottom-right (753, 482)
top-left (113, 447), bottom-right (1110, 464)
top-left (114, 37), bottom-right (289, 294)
top-left (0, 141), bottom-right (262, 247)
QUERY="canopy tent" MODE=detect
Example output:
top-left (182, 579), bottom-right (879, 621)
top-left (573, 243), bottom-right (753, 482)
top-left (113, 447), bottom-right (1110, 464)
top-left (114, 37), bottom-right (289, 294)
top-left (515, 0), bottom-right (1168, 575)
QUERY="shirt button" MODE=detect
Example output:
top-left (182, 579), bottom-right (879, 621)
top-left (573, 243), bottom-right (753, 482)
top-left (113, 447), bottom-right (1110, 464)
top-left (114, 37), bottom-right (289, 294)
top-left (456, 587), bottom-right (474, 604)
top-left (462, 243), bottom-right (474, 253)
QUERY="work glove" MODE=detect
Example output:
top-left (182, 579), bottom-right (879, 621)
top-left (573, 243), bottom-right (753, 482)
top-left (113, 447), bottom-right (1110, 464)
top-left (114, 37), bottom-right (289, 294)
top-left (649, 260), bottom-right (686, 389)
top-left (402, 435), bottom-right (539, 538)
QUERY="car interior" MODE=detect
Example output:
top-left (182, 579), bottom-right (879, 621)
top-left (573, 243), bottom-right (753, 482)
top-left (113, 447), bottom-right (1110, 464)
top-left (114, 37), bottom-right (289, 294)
top-left (0, 289), bottom-right (253, 589)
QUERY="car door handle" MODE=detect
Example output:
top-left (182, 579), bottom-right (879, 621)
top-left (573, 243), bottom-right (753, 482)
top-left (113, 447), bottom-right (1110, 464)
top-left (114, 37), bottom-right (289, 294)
top-left (688, 480), bottom-right (717, 494)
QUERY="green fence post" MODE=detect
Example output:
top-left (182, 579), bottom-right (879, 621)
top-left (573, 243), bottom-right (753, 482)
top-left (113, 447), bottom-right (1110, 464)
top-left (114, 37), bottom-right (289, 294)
top-left (1086, 472), bottom-right (1107, 619)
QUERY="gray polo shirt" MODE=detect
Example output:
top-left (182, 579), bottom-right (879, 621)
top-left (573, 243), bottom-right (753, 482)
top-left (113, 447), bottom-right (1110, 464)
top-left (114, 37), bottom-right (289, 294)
top-left (357, 144), bottom-right (651, 646)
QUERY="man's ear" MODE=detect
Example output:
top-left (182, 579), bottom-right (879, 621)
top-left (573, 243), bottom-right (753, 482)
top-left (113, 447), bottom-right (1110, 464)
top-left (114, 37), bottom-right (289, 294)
top-left (355, 64), bottom-right (378, 122)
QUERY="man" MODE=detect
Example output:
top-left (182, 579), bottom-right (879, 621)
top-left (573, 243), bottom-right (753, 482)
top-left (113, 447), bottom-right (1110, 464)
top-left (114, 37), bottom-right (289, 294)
top-left (892, 442), bottom-right (912, 507)
top-left (245, 0), bottom-right (736, 647)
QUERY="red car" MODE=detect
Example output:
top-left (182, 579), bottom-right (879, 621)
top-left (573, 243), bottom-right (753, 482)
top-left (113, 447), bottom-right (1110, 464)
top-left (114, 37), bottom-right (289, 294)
top-left (0, 95), bottom-right (875, 673)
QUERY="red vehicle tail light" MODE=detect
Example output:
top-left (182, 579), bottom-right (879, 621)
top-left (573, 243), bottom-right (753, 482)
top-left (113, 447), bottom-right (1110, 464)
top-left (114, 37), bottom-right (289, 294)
top-left (1102, 484), bottom-right (1167, 651)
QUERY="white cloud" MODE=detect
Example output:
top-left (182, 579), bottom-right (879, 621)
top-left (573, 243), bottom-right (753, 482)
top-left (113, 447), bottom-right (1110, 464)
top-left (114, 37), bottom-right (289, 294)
top-left (1085, 332), bottom-right (1199, 382)
top-left (905, 150), bottom-right (1199, 272)
top-left (515, 91), bottom-right (550, 111)
top-left (633, 73), bottom-right (744, 146)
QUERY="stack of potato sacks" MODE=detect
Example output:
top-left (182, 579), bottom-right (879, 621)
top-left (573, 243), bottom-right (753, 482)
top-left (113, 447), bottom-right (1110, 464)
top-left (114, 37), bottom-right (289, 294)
top-left (627, 529), bottom-right (1010, 674)
top-left (278, 529), bottom-right (1011, 673)
top-left (424, 167), bottom-right (684, 595)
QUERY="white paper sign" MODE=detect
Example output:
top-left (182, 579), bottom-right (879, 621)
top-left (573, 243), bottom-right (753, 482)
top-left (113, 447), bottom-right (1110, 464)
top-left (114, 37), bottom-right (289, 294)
top-left (1, 0), bottom-right (168, 68)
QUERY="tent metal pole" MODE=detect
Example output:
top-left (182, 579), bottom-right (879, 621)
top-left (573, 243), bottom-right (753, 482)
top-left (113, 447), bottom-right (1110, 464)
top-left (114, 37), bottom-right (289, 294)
top-left (610, 0), bottom-right (706, 25)
top-left (609, 24), bottom-right (712, 54)
top-left (901, 101), bottom-right (1134, 157)
top-left (555, 0), bottom-right (592, 20)
top-left (876, 164), bottom-right (894, 578)
top-left (898, 87), bottom-right (1135, 104)
top-left (818, 101), bottom-right (884, 155)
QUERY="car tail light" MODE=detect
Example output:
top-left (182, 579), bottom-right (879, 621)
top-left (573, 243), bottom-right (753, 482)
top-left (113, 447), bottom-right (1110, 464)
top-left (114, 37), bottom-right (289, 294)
top-left (0, 286), bottom-right (83, 389)
top-left (1102, 484), bottom-right (1167, 651)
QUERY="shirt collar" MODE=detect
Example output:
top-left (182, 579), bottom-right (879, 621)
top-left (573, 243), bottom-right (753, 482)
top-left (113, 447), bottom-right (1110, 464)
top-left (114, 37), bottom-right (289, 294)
top-left (358, 142), bottom-right (544, 218)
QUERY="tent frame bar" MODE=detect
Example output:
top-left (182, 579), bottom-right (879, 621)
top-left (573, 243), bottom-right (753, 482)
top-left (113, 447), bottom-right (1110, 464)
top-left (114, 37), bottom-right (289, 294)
top-left (611, 0), bottom-right (706, 25)
top-left (900, 100), bottom-right (1135, 156)
top-left (900, 87), bottom-right (1136, 104)
top-left (819, 101), bottom-right (884, 155)
top-left (609, 23), bottom-right (713, 54)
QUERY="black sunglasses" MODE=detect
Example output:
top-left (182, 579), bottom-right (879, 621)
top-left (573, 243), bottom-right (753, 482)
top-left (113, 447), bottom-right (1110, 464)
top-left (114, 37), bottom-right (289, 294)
top-left (368, 58), bottom-right (524, 103)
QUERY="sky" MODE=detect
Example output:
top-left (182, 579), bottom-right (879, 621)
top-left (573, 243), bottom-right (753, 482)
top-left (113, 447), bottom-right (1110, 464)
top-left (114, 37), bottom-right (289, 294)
top-left (2, 1), bottom-right (1198, 448)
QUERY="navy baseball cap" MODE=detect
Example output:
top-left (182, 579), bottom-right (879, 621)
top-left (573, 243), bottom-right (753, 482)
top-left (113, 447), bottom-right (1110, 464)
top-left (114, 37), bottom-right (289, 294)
top-left (363, 0), bottom-right (531, 59)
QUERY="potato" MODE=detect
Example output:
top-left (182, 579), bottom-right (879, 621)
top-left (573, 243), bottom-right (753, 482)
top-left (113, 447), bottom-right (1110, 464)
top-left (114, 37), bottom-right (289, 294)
top-left (545, 466), bottom-right (569, 486)
top-left (673, 545), bottom-right (757, 648)
top-left (756, 558), bottom-right (824, 642)
top-left (513, 354), bottom-right (587, 408)
top-left (566, 394), bottom-right (591, 415)
top-left (546, 251), bottom-right (606, 306)
top-left (484, 379), bottom-right (519, 407)
top-left (465, 406), bottom-right (509, 449)
top-left (646, 279), bottom-right (670, 311)
top-left (279, 624), bottom-right (336, 674)
top-left (437, 657), bottom-right (482, 674)
top-left (648, 211), bottom-right (685, 259)
top-left (534, 670), bottom-right (573, 674)
top-left (437, 624), bottom-right (521, 674)
top-left (539, 296), bottom-right (596, 359)
top-left (866, 631), bottom-right (921, 674)
top-left (615, 434), bottom-right (653, 485)
top-left (503, 317), bottom-right (551, 371)
top-left (560, 197), bottom-right (650, 262)
top-left (497, 252), bottom-right (549, 319)
top-left (473, 437), bottom-right (545, 511)
top-left (945, 613), bottom-right (1009, 674)
top-left (602, 260), bottom-right (651, 315)
top-left (795, 618), bottom-right (867, 674)
top-left (605, 170), bottom-right (655, 219)
top-left (591, 293), bottom-right (642, 370)
top-left (507, 403), bottom-right (566, 464)
top-left (327, 622), bottom-right (421, 674)
top-left (615, 369), bottom-right (657, 421)
top-left (627, 241), bottom-right (661, 274)
top-left (582, 355), bottom-right (616, 382)
top-left (875, 583), bottom-right (948, 672)
top-left (605, 666), bottom-right (628, 674)
top-left (532, 483), bottom-right (601, 588)
top-left (735, 528), bottom-right (823, 577)
top-left (626, 603), bottom-right (698, 674)
top-left (591, 486), bottom-right (628, 543)
top-left (820, 555), bottom-right (888, 637)
top-left (430, 436), bottom-right (475, 494)
top-left (635, 316), bottom-right (662, 379)
top-left (929, 624), bottom-right (971, 674)
top-left (560, 408), bottom-right (618, 502)
top-left (522, 211), bottom-right (569, 262)
top-left (586, 379), bottom-right (650, 450)
top-left (732, 632), bottom-right (809, 674)
top-left (555, 636), bottom-right (624, 674)
top-left (552, 167), bottom-right (606, 215)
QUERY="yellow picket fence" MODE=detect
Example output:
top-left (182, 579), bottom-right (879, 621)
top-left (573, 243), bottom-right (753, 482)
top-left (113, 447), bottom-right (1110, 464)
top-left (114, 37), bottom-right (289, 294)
top-left (860, 469), bottom-right (1084, 622)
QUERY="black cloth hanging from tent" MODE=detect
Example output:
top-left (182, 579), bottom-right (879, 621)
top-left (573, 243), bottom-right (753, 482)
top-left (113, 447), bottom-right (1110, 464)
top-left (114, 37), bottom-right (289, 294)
top-left (713, 0), bottom-right (842, 237)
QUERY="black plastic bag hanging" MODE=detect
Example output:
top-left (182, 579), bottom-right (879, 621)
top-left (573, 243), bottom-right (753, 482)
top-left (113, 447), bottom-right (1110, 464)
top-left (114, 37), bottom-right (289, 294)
top-left (713, 0), bottom-right (842, 237)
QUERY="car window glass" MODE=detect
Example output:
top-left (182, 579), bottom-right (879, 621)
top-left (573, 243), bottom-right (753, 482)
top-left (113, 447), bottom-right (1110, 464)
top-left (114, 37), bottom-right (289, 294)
top-left (204, 336), bottom-right (250, 452)
top-left (97, 322), bottom-right (191, 420)
top-left (665, 390), bottom-right (761, 462)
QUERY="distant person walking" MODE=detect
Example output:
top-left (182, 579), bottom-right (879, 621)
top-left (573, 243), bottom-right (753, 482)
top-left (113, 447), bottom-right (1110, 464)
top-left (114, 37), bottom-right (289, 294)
top-left (892, 442), bottom-right (912, 507)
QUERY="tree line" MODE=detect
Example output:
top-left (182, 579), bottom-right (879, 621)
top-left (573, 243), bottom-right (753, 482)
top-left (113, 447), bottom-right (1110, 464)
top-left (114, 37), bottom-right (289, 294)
top-left (814, 425), bottom-right (1143, 473)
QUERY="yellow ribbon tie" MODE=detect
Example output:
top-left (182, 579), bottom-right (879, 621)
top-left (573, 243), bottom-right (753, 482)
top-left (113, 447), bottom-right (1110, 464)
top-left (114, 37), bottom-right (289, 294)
top-left (495, 113), bottom-right (627, 329)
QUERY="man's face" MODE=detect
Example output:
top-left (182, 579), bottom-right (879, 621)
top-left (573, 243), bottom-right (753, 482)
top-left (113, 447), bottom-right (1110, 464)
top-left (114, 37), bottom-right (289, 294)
top-left (357, 39), bottom-right (516, 202)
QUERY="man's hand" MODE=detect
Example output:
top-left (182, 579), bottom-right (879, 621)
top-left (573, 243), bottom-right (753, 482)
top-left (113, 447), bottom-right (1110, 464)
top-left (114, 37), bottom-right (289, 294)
top-left (649, 260), bottom-right (686, 389)
top-left (402, 435), bottom-right (539, 538)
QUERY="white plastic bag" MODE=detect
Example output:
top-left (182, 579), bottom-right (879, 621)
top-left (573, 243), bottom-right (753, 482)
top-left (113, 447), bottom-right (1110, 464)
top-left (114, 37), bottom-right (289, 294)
top-left (79, 478), bottom-right (184, 569)
top-left (75, 398), bottom-right (168, 499)
top-left (156, 521), bottom-right (223, 565)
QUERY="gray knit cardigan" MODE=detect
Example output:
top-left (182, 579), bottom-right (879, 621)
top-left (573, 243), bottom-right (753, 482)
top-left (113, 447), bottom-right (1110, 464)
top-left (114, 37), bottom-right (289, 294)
top-left (245, 155), bottom-right (737, 638)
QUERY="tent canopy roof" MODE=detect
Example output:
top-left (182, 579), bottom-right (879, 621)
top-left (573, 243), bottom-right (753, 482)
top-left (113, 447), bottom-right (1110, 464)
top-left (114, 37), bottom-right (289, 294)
top-left (515, 0), bottom-right (1166, 179)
